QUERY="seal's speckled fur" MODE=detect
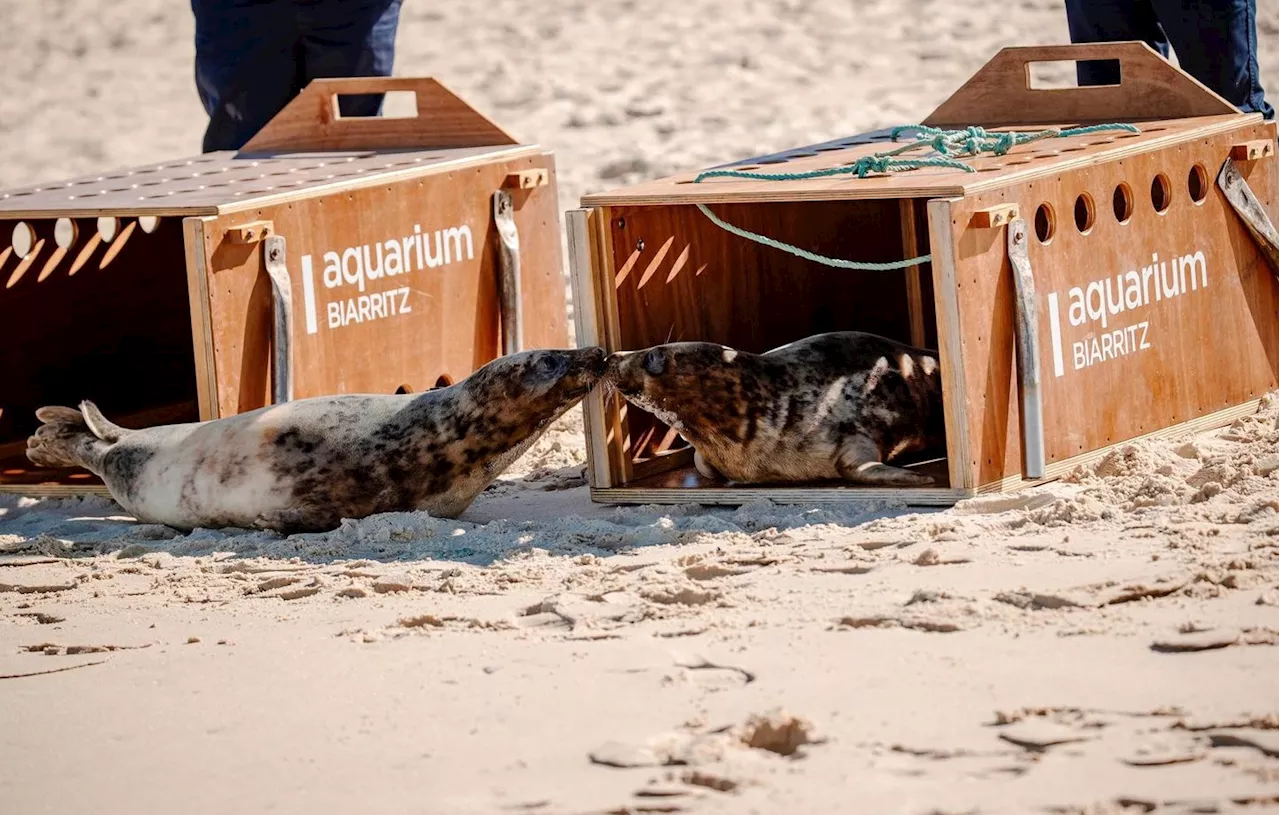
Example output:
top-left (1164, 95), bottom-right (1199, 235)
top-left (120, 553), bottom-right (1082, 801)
top-left (27, 347), bottom-right (606, 533)
top-left (604, 331), bottom-right (944, 487)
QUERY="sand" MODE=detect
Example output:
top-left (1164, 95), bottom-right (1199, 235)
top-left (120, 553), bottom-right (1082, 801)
top-left (1, 1), bottom-right (1277, 813)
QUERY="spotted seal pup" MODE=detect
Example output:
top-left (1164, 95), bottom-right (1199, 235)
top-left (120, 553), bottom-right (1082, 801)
top-left (26, 347), bottom-right (607, 533)
top-left (603, 331), bottom-right (944, 487)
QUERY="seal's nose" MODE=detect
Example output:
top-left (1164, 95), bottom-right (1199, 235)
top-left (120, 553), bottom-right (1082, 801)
top-left (585, 346), bottom-right (608, 376)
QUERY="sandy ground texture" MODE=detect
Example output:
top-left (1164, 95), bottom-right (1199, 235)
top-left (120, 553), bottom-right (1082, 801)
top-left (1, 1), bottom-right (1279, 814)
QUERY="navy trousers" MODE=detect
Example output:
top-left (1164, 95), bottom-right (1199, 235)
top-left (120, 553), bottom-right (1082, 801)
top-left (1064, 0), bottom-right (1274, 120)
top-left (191, 0), bottom-right (404, 152)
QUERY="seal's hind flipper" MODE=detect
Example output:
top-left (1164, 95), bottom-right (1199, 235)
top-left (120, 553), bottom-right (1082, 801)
top-left (79, 400), bottom-right (128, 443)
top-left (837, 437), bottom-right (935, 487)
top-left (26, 405), bottom-right (111, 472)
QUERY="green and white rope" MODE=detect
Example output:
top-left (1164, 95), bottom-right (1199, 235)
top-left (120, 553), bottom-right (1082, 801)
top-left (691, 122), bottom-right (1139, 270)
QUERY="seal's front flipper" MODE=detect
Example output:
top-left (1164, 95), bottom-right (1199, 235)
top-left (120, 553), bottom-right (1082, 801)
top-left (253, 505), bottom-right (342, 534)
top-left (837, 437), bottom-right (935, 487)
top-left (693, 449), bottom-right (726, 482)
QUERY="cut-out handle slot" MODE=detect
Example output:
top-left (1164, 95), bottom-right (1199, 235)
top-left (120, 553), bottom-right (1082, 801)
top-left (331, 89), bottom-right (420, 120)
top-left (1026, 58), bottom-right (1122, 90)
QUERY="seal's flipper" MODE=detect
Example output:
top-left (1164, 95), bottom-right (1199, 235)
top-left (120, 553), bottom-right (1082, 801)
top-left (252, 505), bottom-right (342, 534)
top-left (26, 406), bottom-right (111, 472)
top-left (79, 400), bottom-right (128, 443)
top-left (836, 437), bottom-right (935, 487)
top-left (693, 449), bottom-right (726, 482)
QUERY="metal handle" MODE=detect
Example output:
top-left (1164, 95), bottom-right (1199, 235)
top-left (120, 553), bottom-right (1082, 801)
top-left (493, 189), bottom-right (523, 355)
top-left (1007, 218), bottom-right (1045, 479)
top-left (263, 235), bottom-right (294, 403)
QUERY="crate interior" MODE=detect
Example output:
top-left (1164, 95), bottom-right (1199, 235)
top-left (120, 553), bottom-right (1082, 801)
top-left (603, 197), bottom-right (951, 490)
top-left (0, 215), bottom-right (199, 491)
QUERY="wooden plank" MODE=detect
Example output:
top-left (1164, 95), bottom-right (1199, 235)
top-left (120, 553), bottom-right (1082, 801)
top-left (945, 121), bottom-right (1278, 487)
top-left (0, 144), bottom-right (537, 219)
top-left (592, 486), bottom-right (970, 506)
top-left (975, 398), bottom-right (1267, 493)
top-left (971, 204), bottom-right (1020, 229)
top-left (579, 116), bottom-right (1251, 207)
top-left (922, 41), bottom-right (1240, 128)
top-left (900, 199), bottom-right (927, 347)
top-left (591, 205), bottom-right (633, 486)
top-left (200, 152), bottom-right (567, 416)
top-left (241, 76), bottom-right (518, 154)
top-left (566, 207), bottom-right (613, 489)
top-left (505, 169), bottom-right (549, 189)
top-left (225, 220), bottom-right (274, 244)
top-left (927, 198), bottom-right (974, 491)
top-left (1231, 140), bottom-right (1276, 161)
top-left (182, 216), bottom-right (220, 420)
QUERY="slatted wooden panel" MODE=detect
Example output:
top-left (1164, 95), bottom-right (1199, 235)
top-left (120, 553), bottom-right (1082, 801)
top-left (196, 153), bottom-right (568, 417)
top-left (939, 120), bottom-right (1278, 488)
top-left (581, 117), bottom-right (1249, 206)
top-left (0, 144), bottom-right (537, 219)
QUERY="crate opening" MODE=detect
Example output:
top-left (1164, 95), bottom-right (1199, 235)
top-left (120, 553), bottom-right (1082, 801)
top-left (0, 215), bottom-right (200, 491)
top-left (601, 198), bottom-right (952, 492)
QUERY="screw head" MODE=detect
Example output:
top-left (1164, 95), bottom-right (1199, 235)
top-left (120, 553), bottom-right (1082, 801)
top-left (637, 239), bottom-right (645, 252)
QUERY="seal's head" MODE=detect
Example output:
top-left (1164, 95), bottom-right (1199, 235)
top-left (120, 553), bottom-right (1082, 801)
top-left (604, 342), bottom-right (752, 439)
top-left (468, 345), bottom-right (607, 419)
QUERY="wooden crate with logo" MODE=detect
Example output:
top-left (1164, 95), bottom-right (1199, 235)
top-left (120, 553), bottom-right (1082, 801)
top-left (567, 42), bottom-right (1278, 506)
top-left (0, 77), bottom-right (568, 495)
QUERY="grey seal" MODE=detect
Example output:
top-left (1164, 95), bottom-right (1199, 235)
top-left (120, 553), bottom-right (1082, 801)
top-left (27, 347), bottom-right (606, 532)
top-left (603, 331), bottom-right (944, 487)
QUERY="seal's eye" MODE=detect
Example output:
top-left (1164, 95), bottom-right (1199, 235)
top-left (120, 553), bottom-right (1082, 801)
top-left (535, 355), bottom-right (564, 378)
top-left (643, 349), bottom-right (666, 377)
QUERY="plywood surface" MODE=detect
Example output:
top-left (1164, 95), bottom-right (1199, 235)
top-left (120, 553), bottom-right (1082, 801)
top-left (941, 120), bottom-right (1278, 487)
top-left (199, 152), bottom-right (567, 416)
top-left (0, 144), bottom-right (538, 219)
top-left (581, 116), bottom-right (1257, 206)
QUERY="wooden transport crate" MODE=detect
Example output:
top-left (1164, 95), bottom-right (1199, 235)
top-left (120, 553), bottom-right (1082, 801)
top-left (567, 42), bottom-right (1278, 506)
top-left (0, 77), bottom-right (568, 495)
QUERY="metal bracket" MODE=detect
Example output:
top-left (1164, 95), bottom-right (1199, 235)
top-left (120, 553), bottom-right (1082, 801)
top-left (1007, 218), bottom-right (1045, 480)
top-left (493, 189), bottom-right (523, 355)
top-left (1217, 156), bottom-right (1278, 273)
top-left (263, 235), bottom-right (294, 404)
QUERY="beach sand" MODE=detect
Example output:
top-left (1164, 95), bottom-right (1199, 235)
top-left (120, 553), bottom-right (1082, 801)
top-left (1, 2), bottom-right (1277, 813)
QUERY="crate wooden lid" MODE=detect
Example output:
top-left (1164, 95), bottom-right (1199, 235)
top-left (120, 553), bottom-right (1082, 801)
top-left (583, 42), bottom-right (1262, 207)
top-left (0, 76), bottom-right (543, 219)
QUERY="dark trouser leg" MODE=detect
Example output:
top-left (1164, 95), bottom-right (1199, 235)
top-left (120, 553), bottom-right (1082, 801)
top-left (1063, 0), bottom-right (1168, 85)
top-left (1148, 0), bottom-right (1275, 119)
top-left (296, 0), bottom-right (404, 118)
top-left (191, 0), bottom-right (302, 153)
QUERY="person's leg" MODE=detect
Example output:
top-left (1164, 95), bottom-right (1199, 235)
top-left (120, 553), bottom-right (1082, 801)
top-left (296, 0), bottom-right (403, 118)
top-left (1150, 0), bottom-right (1275, 119)
top-left (1063, 0), bottom-right (1169, 86)
top-left (191, 0), bottom-right (302, 152)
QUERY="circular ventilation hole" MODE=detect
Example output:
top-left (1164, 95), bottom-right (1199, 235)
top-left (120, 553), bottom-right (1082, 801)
top-left (54, 218), bottom-right (77, 249)
top-left (97, 217), bottom-right (120, 242)
top-left (1074, 193), bottom-right (1096, 234)
top-left (11, 221), bottom-right (33, 258)
top-left (434, 374), bottom-right (454, 390)
top-left (1187, 164), bottom-right (1208, 204)
top-left (394, 384), bottom-right (414, 395)
top-left (1034, 203), bottom-right (1056, 244)
top-left (1150, 173), bottom-right (1172, 213)
top-left (138, 216), bottom-right (160, 234)
top-left (1113, 183), bottom-right (1134, 223)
